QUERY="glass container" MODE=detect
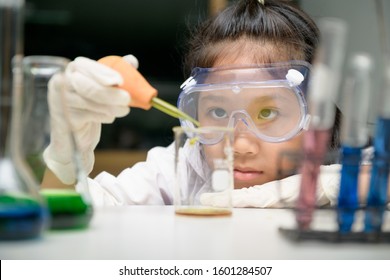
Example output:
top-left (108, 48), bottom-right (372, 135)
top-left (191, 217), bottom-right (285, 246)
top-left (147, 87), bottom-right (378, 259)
top-left (21, 55), bottom-right (93, 230)
top-left (173, 126), bottom-right (234, 216)
top-left (0, 0), bottom-right (48, 240)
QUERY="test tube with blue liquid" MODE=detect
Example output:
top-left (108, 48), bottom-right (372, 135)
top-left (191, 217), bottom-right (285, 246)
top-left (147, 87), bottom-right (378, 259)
top-left (337, 53), bottom-right (372, 233)
top-left (364, 62), bottom-right (390, 233)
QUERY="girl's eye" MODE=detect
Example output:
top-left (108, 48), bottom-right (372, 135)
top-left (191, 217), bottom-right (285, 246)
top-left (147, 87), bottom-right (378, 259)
top-left (258, 108), bottom-right (278, 120)
top-left (210, 108), bottom-right (228, 119)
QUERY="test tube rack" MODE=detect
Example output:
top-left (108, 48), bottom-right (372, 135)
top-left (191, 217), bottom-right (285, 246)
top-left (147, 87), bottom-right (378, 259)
top-left (279, 208), bottom-right (390, 243)
top-left (276, 151), bottom-right (390, 243)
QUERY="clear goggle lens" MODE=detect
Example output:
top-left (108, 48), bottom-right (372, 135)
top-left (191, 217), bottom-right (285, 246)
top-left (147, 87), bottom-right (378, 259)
top-left (178, 62), bottom-right (311, 144)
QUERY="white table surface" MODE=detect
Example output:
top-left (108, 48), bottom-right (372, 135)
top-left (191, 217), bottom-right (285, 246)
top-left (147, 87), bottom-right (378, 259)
top-left (1, 206), bottom-right (389, 260)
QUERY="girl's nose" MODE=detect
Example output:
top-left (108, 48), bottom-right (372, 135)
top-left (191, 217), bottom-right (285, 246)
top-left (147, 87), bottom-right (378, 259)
top-left (233, 121), bottom-right (261, 155)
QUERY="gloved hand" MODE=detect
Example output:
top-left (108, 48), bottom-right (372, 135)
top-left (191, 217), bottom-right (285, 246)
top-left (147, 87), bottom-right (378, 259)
top-left (43, 55), bottom-right (138, 184)
top-left (200, 164), bottom-right (341, 208)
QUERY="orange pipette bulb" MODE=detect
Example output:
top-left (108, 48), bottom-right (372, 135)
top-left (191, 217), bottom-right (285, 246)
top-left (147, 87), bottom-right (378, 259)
top-left (98, 55), bottom-right (200, 127)
top-left (98, 55), bottom-right (157, 110)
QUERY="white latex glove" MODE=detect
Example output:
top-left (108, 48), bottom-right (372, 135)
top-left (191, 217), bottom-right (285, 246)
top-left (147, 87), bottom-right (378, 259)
top-left (200, 164), bottom-right (341, 208)
top-left (43, 55), bottom-right (138, 184)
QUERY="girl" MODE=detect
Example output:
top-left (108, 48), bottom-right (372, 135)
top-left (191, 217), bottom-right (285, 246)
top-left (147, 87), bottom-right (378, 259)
top-left (44, 0), bottom-right (341, 207)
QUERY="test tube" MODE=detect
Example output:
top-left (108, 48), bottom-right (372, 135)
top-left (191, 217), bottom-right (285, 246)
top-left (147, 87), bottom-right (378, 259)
top-left (296, 18), bottom-right (347, 230)
top-left (337, 53), bottom-right (372, 233)
top-left (364, 62), bottom-right (390, 233)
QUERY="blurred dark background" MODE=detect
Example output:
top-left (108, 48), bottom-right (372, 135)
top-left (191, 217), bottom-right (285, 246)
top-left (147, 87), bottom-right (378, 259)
top-left (24, 0), bottom-right (212, 150)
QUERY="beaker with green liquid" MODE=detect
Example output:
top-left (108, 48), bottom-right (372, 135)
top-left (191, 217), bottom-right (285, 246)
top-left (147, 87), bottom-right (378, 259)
top-left (21, 55), bottom-right (93, 230)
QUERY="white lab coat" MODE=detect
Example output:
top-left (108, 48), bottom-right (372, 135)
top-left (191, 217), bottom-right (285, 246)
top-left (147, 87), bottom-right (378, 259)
top-left (80, 141), bottom-right (351, 208)
top-left (83, 143), bottom-right (177, 206)
top-left (83, 142), bottom-right (213, 206)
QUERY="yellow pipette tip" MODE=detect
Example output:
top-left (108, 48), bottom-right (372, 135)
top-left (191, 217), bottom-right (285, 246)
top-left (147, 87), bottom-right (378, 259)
top-left (151, 97), bottom-right (200, 127)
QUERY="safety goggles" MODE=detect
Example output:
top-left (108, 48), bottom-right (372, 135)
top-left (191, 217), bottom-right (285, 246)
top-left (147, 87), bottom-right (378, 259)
top-left (177, 61), bottom-right (312, 144)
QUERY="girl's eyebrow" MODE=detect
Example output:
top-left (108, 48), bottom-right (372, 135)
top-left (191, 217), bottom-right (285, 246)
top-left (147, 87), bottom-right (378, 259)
top-left (199, 88), bottom-right (296, 103)
top-left (253, 90), bottom-right (298, 104)
top-left (199, 94), bottom-right (229, 103)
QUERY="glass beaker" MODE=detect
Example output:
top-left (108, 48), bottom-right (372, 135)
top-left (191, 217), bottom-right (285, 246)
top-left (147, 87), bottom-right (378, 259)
top-left (21, 55), bottom-right (93, 230)
top-left (173, 126), bottom-right (234, 216)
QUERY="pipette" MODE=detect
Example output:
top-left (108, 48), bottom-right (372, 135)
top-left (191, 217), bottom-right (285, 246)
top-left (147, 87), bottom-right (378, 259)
top-left (98, 56), bottom-right (200, 127)
top-left (337, 53), bottom-right (372, 233)
top-left (296, 18), bottom-right (347, 230)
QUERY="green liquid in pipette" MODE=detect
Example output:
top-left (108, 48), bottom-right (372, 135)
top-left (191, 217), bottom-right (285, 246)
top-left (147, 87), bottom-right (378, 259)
top-left (40, 189), bottom-right (93, 230)
top-left (152, 97), bottom-right (200, 127)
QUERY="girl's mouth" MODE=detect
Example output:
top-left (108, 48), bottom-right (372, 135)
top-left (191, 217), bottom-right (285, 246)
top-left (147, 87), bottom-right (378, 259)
top-left (233, 168), bottom-right (264, 181)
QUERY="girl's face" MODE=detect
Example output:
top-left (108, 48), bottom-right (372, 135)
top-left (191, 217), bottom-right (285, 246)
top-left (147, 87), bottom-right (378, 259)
top-left (203, 125), bottom-right (303, 189)
top-left (202, 54), bottom-right (304, 189)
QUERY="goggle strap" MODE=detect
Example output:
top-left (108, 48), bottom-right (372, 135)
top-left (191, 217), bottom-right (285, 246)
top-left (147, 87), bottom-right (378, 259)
top-left (303, 114), bottom-right (311, 131)
top-left (180, 76), bottom-right (196, 90)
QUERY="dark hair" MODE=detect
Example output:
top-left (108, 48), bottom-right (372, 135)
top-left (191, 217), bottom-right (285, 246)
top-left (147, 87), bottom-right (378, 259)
top-left (183, 0), bottom-right (319, 75)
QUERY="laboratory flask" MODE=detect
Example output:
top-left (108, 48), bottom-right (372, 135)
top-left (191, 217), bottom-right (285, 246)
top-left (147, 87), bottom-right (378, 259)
top-left (21, 55), bottom-right (93, 230)
top-left (0, 0), bottom-right (48, 240)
